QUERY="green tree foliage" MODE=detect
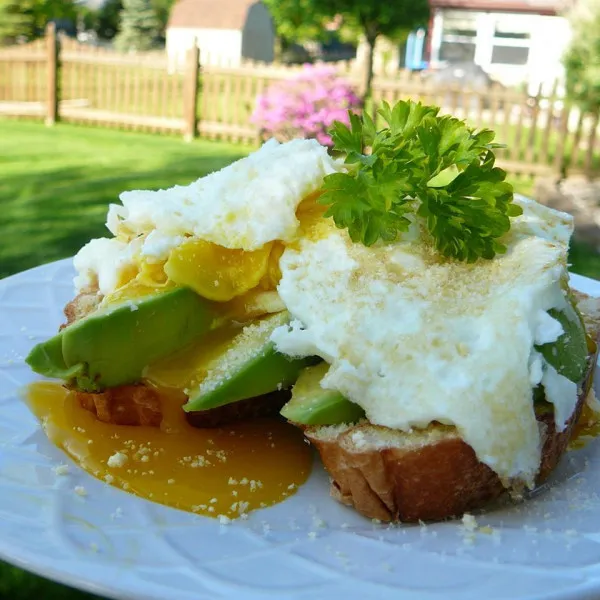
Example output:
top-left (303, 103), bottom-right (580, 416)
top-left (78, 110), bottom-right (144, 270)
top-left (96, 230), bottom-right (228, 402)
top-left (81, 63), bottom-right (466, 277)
top-left (43, 0), bottom-right (77, 26)
top-left (82, 0), bottom-right (171, 42)
top-left (0, 0), bottom-right (77, 45)
top-left (0, 0), bottom-right (34, 44)
top-left (151, 0), bottom-right (176, 42)
top-left (263, 0), bottom-right (429, 100)
top-left (114, 0), bottom-right (160, 51)
top-left (563, 0), bottom-right (600, 112)
top-left (264, 0), bottom-right (327, 44)
top-left (92, 0), bottom-right (123, 40)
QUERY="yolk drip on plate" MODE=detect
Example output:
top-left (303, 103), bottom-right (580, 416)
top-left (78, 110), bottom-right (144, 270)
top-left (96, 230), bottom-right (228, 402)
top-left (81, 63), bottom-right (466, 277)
top-left (569, 393), bottom-right (600, 450)
top-left (26, 382), bottom-right (313, 519)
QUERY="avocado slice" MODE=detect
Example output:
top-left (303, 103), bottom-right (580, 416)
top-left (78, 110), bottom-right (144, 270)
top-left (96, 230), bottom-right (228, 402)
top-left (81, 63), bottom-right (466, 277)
top-left (281, 362), bottom-right (365, 425)
top-left (536, 297), bottom-right (588, 383)
top-left (27, 286), bottom-right (217, 391)
top-left (26, 333), bottom-right (86, 382)
top-left (184, 311), bottom-right (314, 412)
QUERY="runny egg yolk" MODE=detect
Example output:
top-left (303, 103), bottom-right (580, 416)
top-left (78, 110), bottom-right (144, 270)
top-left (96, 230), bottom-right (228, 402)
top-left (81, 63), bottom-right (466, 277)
top-left (259, 241), bottom-right (285, 290)
top-left (295, 192), bottom-right (330, 241)
top-left (108, 192), bottom-right (329, 306)
top-left (114, 263), bottom-right (138, 290)
top-left (164, 239), bottom-right (274, 302)
top-left (26, 382), bottom-right (313, 519)
top-left (144, 324), bottom-right (243, 391)
top-left (137, 259), bottom-right (169, 287)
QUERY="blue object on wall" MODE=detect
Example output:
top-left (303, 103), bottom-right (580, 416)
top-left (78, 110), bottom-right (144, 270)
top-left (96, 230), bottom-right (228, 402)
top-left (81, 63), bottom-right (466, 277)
top-left (405, 28), bottom-right (427, 71)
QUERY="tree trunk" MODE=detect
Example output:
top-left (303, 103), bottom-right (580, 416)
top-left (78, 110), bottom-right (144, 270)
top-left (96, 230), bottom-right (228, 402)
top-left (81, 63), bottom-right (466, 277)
top-left (274, 35), bottom-right (286, 62)
top-left (362, 32), bottom-right (378, 105)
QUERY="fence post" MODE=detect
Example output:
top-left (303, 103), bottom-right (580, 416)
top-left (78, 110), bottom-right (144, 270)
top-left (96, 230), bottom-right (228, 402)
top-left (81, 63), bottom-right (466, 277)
top-left (524, 82), bottom-right (543, 165)
top-left (553, 104), bottom-right (570, 178)
top-left (183, 41), bottom-right (200, 142)
top-left (584, 112), bottom-right (599, 179)
top-left (45, 22), bottom-right (59, 126)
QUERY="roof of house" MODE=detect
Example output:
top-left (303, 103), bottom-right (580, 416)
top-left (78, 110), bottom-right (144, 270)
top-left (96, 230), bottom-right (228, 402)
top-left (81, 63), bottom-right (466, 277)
top-left (168, 0), bottom-right (263, 29)
top-left (428, 0), bottom-right (561, 14)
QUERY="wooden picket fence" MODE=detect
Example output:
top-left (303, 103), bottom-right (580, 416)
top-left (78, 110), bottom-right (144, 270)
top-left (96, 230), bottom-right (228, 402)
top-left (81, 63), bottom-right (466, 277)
top-left (0, 25), bottom-right (599, 178)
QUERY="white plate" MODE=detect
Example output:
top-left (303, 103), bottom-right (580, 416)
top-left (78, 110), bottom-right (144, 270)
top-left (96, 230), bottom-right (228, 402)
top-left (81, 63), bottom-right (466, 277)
top-left (1, 260), bottom-right (600, 600)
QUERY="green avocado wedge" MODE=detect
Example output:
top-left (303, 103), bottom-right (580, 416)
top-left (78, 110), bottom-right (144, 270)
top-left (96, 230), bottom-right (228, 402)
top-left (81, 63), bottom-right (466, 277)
top-left (281, 362), bottom-right (365, 426)
top-left (26, 333), bottom-right (86, 382)
top-left (536, 297), bottom-right (588, 384)
top-left (184, 311), bottom-right (315, 412)
top-left (26, 286), bottom-right (218, 391)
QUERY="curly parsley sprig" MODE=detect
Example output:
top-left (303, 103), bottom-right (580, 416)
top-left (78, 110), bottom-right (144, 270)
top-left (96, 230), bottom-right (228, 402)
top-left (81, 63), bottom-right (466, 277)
top-left (318, 100), bottom-right (523, 262)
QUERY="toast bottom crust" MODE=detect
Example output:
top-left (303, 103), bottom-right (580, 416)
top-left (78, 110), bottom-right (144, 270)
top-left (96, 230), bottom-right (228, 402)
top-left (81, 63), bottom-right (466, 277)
top-left (75, 386), bottom-right (290, 428)
top-left (77, 385), bottom-right (162, 427)
top-left (305, 354), bottom-right (597, 523)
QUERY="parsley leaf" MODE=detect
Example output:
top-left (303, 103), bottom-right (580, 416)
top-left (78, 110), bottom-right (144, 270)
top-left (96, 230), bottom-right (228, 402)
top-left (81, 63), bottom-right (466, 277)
top-left (319, 100), bottom-right (523, 262)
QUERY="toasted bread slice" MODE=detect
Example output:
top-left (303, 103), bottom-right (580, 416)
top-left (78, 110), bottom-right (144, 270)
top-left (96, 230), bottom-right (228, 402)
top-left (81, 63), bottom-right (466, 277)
top-left (77, 385), bottom-right (162, 426)
top-left (60, 288), bottom-right (102, 330)
top-left (304, 293), bottom-right (600, 522)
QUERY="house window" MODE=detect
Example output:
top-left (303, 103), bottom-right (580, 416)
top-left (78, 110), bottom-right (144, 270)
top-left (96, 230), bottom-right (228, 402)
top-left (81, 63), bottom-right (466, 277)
top-left (490, 15), bottom-right (531, 66)
top-left (491, 45), bottom-right (529, 65)
top-left (440, 42), bottom-right (476, 62)
top-left (432, 10), bottom-right (536, 73)
top-left (439, 11), bottom-right (477, 63)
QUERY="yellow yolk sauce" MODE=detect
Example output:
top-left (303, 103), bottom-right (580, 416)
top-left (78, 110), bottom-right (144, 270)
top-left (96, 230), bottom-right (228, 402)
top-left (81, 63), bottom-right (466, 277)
top-left (569, 392), bottom-right (600, 450)
top-left (569, 336), bottom-right (599, 450)
top-left (26, 382), bottom-right (313, 519)
top-left (164, 240), bottom-right (274, 302)
top-left (144, 324), bottom-right (244, 390)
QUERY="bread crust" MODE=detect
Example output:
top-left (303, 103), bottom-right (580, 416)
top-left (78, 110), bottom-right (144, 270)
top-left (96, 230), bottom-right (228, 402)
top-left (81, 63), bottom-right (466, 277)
top-left (77, 385), bottom-right (163, 426)
top-left (60, 289), bottom-right (102, 330)
top-left (305, 296), bottom-right (600, 522)
top-left (185, 390), bottom-right (290, 428)
top-left (75, 385), bottom-right (290, 428)
top-left (306, 362), bottom-right (595, 522)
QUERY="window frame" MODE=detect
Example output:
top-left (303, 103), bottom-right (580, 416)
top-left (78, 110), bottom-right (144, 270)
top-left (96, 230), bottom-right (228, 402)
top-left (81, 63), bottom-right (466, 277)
top-left (432, 10), bottom-right (533, 69)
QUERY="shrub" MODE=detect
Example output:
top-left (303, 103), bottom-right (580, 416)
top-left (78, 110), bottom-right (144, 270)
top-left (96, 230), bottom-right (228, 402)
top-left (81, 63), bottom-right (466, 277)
top-left (563, 0), bottom-right (600, 113)
top-left (251, 64), bottom-right (361, 147)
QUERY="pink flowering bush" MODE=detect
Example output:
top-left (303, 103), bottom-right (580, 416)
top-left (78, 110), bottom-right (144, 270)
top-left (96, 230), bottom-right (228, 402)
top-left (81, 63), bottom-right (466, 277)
top-left (251, 64), bottom-right (361, 147)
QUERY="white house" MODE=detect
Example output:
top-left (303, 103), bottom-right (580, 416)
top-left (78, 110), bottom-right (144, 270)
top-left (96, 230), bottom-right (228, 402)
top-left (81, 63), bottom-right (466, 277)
top-left (166, 0), bottom-right (275, 69)
top-left (427, 0), bottom-right (572, 92)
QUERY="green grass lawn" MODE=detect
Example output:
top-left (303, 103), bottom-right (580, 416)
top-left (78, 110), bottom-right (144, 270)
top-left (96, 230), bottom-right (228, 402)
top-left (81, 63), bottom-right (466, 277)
top-left (0, 118), bottom-right (599, 599)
